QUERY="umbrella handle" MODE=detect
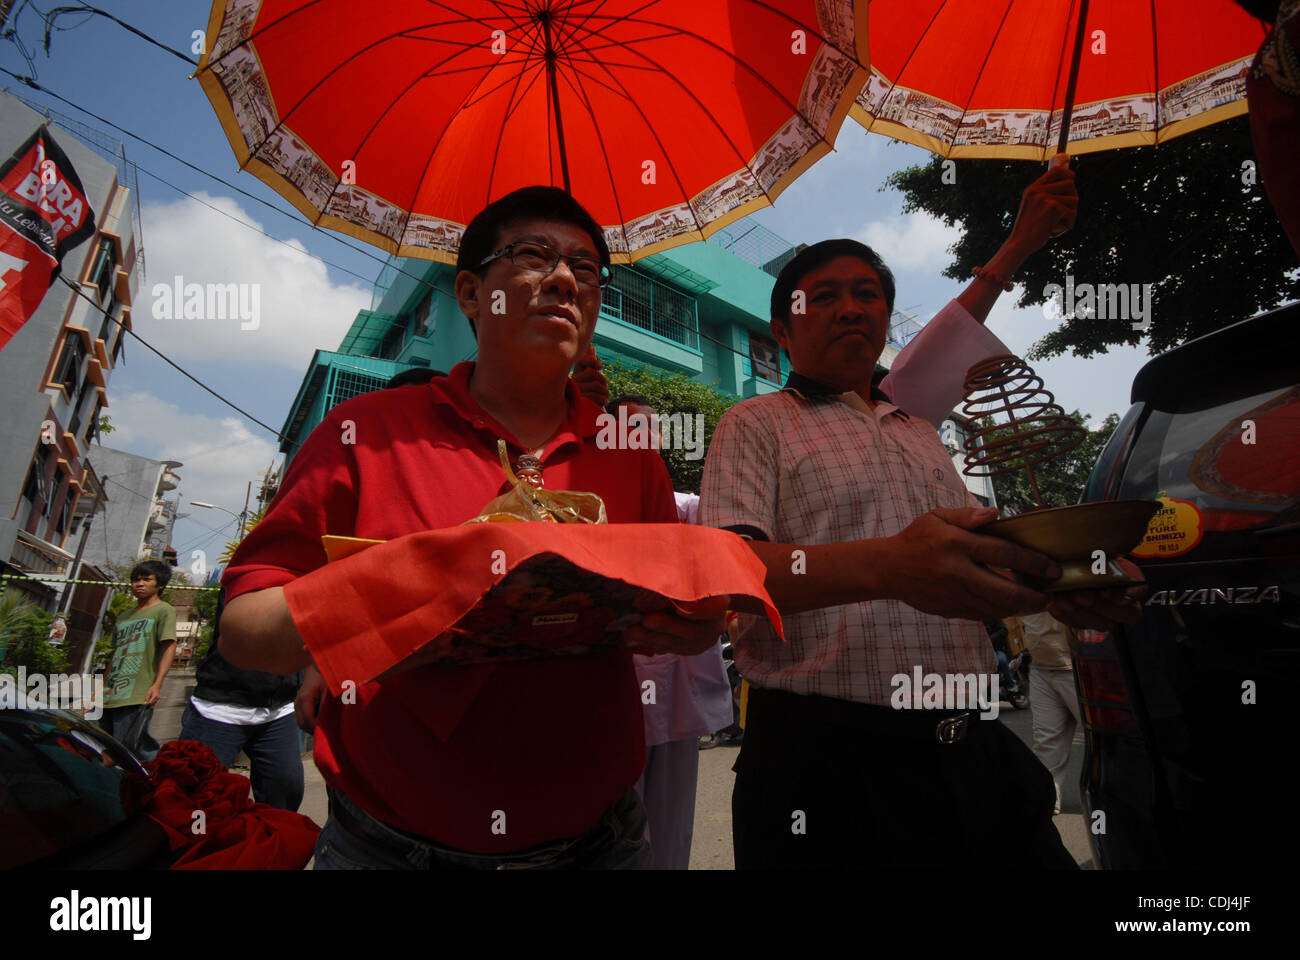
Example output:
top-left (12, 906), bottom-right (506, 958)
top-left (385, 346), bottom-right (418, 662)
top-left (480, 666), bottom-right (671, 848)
top-left (1049, 152), bottom-right (1073, 236)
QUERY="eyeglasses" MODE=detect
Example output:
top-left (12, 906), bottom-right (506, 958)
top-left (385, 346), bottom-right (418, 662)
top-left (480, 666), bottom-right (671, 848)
top-left (480, 240), bottom-right (611, 290)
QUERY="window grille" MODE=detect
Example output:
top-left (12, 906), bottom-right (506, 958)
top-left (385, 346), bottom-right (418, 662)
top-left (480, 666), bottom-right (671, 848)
top-left (602, 266), bottom-right (699, 350)
top-left (326, 367), bottom-right (387, 410)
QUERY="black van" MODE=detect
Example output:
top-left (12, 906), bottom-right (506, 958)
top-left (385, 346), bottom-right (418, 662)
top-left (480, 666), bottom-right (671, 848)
top-left (1073, 301), bottom-right (1299, 869)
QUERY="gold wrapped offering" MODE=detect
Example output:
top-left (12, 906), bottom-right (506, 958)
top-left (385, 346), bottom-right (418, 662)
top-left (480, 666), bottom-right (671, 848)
top-left (463, 440), bottom-right (607, 525)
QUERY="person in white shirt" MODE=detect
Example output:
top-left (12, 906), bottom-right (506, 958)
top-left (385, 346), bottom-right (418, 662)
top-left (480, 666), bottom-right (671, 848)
top-left (1021, 611), bottom-right (1081, 815)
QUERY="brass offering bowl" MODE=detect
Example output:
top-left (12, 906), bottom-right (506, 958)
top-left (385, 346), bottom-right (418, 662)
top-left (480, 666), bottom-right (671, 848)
top-left (979, 499), bottom-right (1160, 592)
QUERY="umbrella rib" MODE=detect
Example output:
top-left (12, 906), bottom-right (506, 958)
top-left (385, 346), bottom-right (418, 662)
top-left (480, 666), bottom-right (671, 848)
top-left (356, 11), bottom-right (544, 244)
top-left (556, 31), bottom-right (706, 242)
top-left (299, 38), bottom-right (526, 230)
top-left (861, 0), bottom-right (952, 152)
top-left (1045, 0), bottom-right (1084, 154)
top-left (241, 16), bottom-right (531, 177)
top-left (486, 36), bottom-right (552, 204)
top-left (562, 34), bottom-right (778, 228)
top-left (559, 9), bottom-right (834, 154)
top-left (566, 31), bottom-right (681, 56)
top-left (571, 0), bottom-right (859, 65)
top-left (207, 1), bottom-right (521, 73)
top-left (551, 47), bottom-right (633, 254)
top-left (559, 11), bottom-right (829, 223)
top-left (945, 0), bottom-right (1016, 158)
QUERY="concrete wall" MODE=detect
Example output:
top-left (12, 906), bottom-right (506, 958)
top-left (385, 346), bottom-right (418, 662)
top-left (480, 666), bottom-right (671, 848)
top-left (81, 445), bottom-right (162, 572)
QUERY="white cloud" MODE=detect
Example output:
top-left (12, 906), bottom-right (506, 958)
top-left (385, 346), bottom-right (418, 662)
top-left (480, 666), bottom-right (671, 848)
top-left (97, 390), bottom-right (280, 561)
top-left (856, 211), bottom-right (959, 272)
top-left (136, 192), bottom-right (371, 369)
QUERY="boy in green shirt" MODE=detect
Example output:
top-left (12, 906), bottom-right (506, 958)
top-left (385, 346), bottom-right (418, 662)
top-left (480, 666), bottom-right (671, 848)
top-left (99, 559), bottom-right (177, 760)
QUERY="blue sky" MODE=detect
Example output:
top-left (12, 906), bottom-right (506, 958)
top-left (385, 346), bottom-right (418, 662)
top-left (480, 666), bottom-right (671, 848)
top-left (4, 0), bottom-right (1152, 563)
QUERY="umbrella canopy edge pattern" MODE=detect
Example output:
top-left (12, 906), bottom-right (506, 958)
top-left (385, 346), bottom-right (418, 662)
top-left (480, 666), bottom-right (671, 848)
top-left (849, 1), bottom-right (1265, 161)
top-left (850, 66), bottom-right (1254, 161)
top-left (195, 0), bottom-right (871, 265)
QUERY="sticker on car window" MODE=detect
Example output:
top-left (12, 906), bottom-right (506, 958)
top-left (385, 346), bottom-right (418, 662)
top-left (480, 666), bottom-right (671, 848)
top-left (1131, 492), bottom-right (1204, 559)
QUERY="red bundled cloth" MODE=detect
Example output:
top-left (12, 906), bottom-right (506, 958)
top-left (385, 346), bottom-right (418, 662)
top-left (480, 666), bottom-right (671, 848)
top-left (283, 523), bottom-right (782, 695)
top-left (123, 741), bottom-right (319, 870)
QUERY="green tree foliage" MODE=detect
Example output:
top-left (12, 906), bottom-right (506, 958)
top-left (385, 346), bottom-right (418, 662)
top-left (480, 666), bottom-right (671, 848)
top-left (601, 361), bottom-right (738, 493)
top-left (0, 607), bottom-right (68, 679)
top-left (883, 117), bottom-right (1300, 359)
top-left (981, 411), bottom-right (1121, 515)
top-left (193, 588), bottom-right (219, 622)
top-left (192, 620), bottom-right (215, 665)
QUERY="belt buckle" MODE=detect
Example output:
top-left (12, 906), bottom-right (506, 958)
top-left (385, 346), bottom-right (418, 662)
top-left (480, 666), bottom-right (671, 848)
top-left (935, 713), bottom-right (970, 745)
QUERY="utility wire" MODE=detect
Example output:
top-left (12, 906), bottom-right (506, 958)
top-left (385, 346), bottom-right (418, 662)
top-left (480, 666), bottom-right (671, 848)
top-left (0, 68), bottom-right (452, 304)
top-left (41, 4), bottom-right (197, 65)
top-left (57, 274), bottom-right (299, 447)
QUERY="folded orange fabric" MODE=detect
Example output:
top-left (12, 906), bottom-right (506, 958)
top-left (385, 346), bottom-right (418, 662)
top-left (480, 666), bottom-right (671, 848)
top-left (283, 523), bottom-right (782, 694)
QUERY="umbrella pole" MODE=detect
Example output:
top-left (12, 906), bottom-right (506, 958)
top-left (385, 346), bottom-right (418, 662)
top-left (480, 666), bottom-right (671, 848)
top-left (542, 13), bottom-right (573, 194)
top-left (1056, 0), bottom-right (1092, 156)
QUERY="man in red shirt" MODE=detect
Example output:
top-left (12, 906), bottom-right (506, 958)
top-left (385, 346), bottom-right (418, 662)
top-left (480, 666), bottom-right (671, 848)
top-left (218, 186), bottom-right (729, 869)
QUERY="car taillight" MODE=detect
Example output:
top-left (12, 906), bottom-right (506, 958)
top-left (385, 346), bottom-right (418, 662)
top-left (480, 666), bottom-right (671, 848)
top-left (1076, 635), bottom-right (1140, 734)
top-left (1077, 657), bottom-right (1127, 703)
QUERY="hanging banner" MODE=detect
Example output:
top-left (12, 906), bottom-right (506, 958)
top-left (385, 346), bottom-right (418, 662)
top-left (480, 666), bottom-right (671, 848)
top-left (0, 125), bottom-right (97, 351)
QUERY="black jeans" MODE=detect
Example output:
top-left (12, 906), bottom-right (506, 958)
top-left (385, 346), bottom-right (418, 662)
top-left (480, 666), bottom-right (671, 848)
top-left (98, 703), bottom-right (160, 762)
top-left (731, 687), bottom-right (1077, 869)
top-left (179, 702), bottom-right (305, 811)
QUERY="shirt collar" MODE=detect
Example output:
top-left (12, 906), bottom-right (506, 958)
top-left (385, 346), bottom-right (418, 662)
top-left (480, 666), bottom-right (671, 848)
top-left (428, 361), bottom-right (604, 457)
top-left (781, 370), bottom-right (908, 419)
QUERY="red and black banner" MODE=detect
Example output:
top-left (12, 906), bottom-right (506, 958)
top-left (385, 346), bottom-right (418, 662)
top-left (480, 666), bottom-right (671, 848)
top-left (0, 125), bottom-right (97, 352)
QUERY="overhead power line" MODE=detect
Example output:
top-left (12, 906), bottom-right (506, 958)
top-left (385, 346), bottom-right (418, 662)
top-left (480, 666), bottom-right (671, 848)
top-left (41, 3), bottom-right (197, 65)
top-left (57, 274), bottom-right (299, 447)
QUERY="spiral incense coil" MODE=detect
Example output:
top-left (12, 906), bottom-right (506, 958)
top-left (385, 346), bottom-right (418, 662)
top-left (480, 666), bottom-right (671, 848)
top-left (959, 354), bottom-right (1086, 508)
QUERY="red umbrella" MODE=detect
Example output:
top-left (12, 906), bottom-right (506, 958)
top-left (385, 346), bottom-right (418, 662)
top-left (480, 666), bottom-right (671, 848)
top-left (851, 0), bottom-right (1268, 159)
top-left (196, 0), bottom-right (868, 262)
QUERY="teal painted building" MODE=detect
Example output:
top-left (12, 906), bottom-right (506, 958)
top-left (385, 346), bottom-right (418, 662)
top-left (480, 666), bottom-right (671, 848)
top-left (278, 219), bottom-right (930, 468)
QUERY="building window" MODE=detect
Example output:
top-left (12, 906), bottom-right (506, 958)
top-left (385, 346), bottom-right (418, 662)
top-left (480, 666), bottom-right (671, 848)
top-left (85, 398), bottom-right (104, 444)
top-left (98, 290), bottom-right (121, 343)
top-left (410, 291), bottom-right (436, 339)
top-left (377, 318), bottom-right (405, 360)
top-left (22, 445), bottom-right (52, 508)
top-left (603, 267), bottom-right (700, 350)
top-left (111, 328), bottom-right (126, 365)
top-left (86, 237), bottom-right (119, 304)
top-left (51, 332), bottom-right (87, 395)
top-left (56, 484), bottom-right (73, 538)
top-left (749, 333), bottom-right (780, 383)
top-left (69, 378), bottom-right (92, 439)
